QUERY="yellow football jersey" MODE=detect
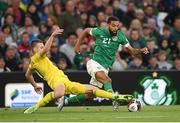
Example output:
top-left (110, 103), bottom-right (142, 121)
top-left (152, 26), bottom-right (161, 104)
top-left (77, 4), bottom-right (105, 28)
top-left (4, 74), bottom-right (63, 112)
top-left (29, 53), bottom-right (85, 94)
top-left (29, 53), bottom-right (68, 83)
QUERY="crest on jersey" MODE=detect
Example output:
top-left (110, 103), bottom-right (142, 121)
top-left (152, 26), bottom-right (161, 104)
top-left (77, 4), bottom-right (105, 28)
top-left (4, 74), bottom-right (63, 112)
top-left (134, 72), bottom-right (177, 105)
top-left (112, 36), bottom-right (118, 41)
top-left (100, 35), bottom-right (104, 38)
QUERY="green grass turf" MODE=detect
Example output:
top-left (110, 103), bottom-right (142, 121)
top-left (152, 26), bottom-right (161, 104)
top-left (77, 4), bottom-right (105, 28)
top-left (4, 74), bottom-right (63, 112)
top-left (0, 105), bottom-right (180, 122)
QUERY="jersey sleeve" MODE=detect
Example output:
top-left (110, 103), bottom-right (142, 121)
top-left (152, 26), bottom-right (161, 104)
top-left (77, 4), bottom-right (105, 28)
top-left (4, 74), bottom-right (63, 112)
top-left (119, 32), bottom-right (130, 47)
top-left (89, 28), bottom-right (100, 37)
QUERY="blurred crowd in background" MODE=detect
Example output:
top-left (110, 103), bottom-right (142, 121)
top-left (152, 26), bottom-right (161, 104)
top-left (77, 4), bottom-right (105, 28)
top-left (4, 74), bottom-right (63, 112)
top-left (0, 0), bottom-right (180, 72)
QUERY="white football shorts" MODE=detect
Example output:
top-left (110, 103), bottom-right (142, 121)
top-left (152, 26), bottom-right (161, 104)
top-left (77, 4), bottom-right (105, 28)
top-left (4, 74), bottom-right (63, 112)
top-left (86, 59), bottom-right (109, 88)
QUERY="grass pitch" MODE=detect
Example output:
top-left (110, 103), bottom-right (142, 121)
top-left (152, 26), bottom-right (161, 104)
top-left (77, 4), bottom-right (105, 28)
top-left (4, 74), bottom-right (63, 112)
top-left (0, 105), bottom-right (180, 122)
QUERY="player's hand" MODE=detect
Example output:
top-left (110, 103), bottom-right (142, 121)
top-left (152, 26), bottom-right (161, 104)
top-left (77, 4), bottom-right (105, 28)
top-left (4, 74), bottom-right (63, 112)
top-left (140, 47), bottom-right (149, 54)
top-left (34, 86), bottom-right (43, 95)
top-left (51, 27), bottom-right (64, 37)
top-left (75, 44), bottom-right (81, 54)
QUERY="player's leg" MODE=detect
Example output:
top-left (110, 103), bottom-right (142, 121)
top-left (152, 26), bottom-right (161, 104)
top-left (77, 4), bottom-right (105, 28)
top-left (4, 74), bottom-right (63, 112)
top-left (87, 59), bottom-right (120, 110)
top-left (85, 84), bottom-right (114, 99)
top-left (60, 75), bottom-right (97, 106)
top-left (24, 91), bottom-right (55, 114)
top-left (95, 71), bottom-right (113, 92)
top-left (58, 82), bottom-right (132, 111)
top-left (59, 60), bottom-right (114, 108)
top-left (63, 78), bottom-right (99, 106)
top-left (57, 82), bottom-right (92, 111)
top-left (58, 82), bottom-right (110, 111)
top-left (63, 93), bottom-right (93, 106)
top-left (59, 84), bottom-right (115, 111)
top-left (95, 71), bottom-right (121, 111)
top-left (94, 71), bottom-right (120, 111)
top-left (37, 85), bottom-right (65, 107)
top-left (24, 84), bottom-right (65, 113)
top-left (87, 59), bottom-right (113, 92)
top-left (84, 84), bottom-right (132, 101)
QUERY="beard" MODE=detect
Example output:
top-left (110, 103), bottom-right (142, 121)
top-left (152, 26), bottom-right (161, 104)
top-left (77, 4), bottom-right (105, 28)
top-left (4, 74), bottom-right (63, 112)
top-left (109, 29), bottom-right (117, 36)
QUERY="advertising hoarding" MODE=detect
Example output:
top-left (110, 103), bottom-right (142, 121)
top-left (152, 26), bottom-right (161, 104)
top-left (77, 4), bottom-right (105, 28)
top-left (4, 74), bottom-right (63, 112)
top-left (5, 83), bottom-right (43, 108)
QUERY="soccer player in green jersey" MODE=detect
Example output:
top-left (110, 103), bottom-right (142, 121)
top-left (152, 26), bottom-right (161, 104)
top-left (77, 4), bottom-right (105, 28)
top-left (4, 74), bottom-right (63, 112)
top-left (58, 16), bottom-right (149, 111)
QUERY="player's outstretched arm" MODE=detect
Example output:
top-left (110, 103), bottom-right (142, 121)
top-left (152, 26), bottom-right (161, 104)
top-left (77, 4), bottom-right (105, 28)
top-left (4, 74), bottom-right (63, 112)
top-left (126, 45), bottom-right (149, 58)
top-left (25, 68), bottom-right (43, 94)
top-left (40, 27), bottom-right (64, 56)
top-left (75, 28), bottom-right (91, 54)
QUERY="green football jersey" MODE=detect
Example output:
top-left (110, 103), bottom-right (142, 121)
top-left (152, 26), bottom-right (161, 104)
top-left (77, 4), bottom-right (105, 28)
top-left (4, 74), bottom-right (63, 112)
top-left (89, 27), bottom-right (129, 69)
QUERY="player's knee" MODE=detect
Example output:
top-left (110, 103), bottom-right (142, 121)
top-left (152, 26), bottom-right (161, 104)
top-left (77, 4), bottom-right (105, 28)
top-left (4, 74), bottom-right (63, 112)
top-left (106, 77), bottom-right (112, 82)
top-left (95, 72), bottom-right (111, 83)
top-left (101, 76), bottom-right (111, 83)
top-left (54, 85), bottom-right (65, 99)
top-left (54, 91), bottom-right (64, 99)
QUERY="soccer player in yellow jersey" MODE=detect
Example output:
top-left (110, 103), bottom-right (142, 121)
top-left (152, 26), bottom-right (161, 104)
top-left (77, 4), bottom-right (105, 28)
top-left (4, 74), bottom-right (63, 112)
top-left (23, 27), bottom-right (132, 114)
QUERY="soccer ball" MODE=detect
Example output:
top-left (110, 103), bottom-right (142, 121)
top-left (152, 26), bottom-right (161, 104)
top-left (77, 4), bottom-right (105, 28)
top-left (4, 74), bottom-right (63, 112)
top-left (127, 99), bottom-right (142, 112)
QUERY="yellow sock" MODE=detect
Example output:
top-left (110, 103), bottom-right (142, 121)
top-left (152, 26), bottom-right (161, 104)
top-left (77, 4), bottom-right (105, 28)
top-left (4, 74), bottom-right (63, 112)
top-left (94, 89), bottom-right (114, 99)
top-left (36, 91), bottom-right (55, 108)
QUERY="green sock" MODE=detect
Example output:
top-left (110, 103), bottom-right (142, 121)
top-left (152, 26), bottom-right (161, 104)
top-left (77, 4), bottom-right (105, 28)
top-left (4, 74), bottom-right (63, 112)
top-left (103, 82), bottom-right (114, 92)
top-left (66, 94), bottom-right (86, 105)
